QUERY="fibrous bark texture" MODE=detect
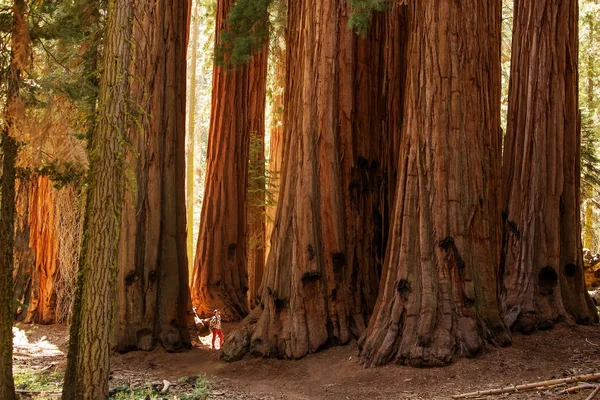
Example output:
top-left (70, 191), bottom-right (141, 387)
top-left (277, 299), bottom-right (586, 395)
top-left (223, 1), bottom-right (400, 362)
top-left (360, 0), bottom-right (511, 367)
top-left (114, 0), bottom-right (192, 353)
top-left (62, 0), bottom-right (132, 397)
top-left (13, 177), bottom-right (59, 324)
top-left (191, 0), bottom-right (267, 321)
top-left (501, 0), bottom-right (598, 333)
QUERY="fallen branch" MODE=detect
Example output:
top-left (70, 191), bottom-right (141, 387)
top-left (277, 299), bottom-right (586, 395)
top-left (586, 338), bottom-right (599, 347)
top-left (452, 372), bottom-right (600, 399)
top-left (587, 385), bottom-right (600, 400)
top-left (161, 380), bottom-right (172, 394)
top-left (556, 383), bottom-right (597, 394)
top-left (15, 389), bottom-right (61, 396)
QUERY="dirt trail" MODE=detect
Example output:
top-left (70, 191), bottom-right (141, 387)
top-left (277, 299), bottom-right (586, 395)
top-left (12, 322), bottom-right (600, 399)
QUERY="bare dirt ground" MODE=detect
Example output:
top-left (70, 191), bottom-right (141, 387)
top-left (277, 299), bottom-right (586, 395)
top-left (12, 322), bottom-right (600, 399)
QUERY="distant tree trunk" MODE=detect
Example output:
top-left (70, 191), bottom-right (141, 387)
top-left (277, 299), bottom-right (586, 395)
top-left (62, 0), bottom-right (132, 397)
top-left (247, 45), bottom-right (268, 309)
top-left (191, 0), bottom-right (267, 321)
top-left (13, 179), bottom-right (35, 322)
top-left (222, 1), bottom-right (399, 361)
top-left (265, 55), bottom-right (284, 261)
top-left (1, 0), bottom-right (27, 397)
top-left (501, 0), bottom-right (598, 333)
top-left (113, 0), bottom-right (191, 353)
top-left (13, 177), bottom-right (59, 324)
top-left (360, 0), bottom-right (511, 367)
top-left (187, 0), bottom-right (200, 272)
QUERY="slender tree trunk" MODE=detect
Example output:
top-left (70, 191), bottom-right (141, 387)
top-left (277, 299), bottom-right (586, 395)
top-left (62, 0), bottom-right (132, 397)
top-left (13, 179), bottom-right (34, 323)
top-left (223, 1), bottom-right (399, 361)
top-left (360, 0), bottom-right (511, 367)
top-left (247, 45), bottom-right (268, 309)
top-left (114, 0), bottom-right (191, 353)
top-left (501, 0), bottom-right (598, 333)
top-left (1, 0), bottom-right (28, 397)
top-left (191, 0), bottom-right (267, 321)
top-left (187, 0), bottom-right (200, 272)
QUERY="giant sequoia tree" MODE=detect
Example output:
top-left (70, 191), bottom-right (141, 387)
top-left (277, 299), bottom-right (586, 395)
top-left (501, 0), bottom-right (598, 333)
top-left (62, 0), bottom-right (133, 397)
top-left (191, 0), bottom-right (268, 321)
top-left (113, 0), bottom-right (191, 353)
top-left (359, 0), bottom-right (511, 367)
top-left (223, 0), bottom-right (403, 361)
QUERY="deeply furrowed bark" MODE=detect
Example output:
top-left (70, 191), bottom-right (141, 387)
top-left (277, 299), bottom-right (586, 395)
top-left (360, 0), bottom-right (511, 368)
top-left (62, 0), bottom-right (133, 397)
top-left (114, 0), bottom-right (192, 353)
top-left (222, 1), bottom-right (399, 361)
top-left (501, 0), bottom-right (598, 333)
top-left (191, 0), bottom-right (267, 321)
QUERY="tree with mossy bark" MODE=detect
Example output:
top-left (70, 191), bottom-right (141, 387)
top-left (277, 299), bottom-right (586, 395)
top-left (501, 0), bottom-right (599, 333)
top-left (62, 0), bottom-right (133, 397)
top-left (359, 0), bottom-right (511, 367)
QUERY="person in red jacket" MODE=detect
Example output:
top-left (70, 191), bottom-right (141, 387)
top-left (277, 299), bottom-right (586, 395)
top-left (209, 309), bottom-right (224, 350)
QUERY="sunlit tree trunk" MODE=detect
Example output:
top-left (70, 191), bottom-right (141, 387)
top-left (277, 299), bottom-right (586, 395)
top-left (501, 0), bottom-right (598, 333)
top-left (191, 0), bottom-right (267, 321)
top-left (187, 0), bottom-right (200, 272)
top-left (247, 45), bottom-right (268, 309)
top-left (114, 0), bottom-right (191, 353)
top-left (360, 0), bottom-right (511, 367)
top-left (62, 0), bottom-right (133, 397)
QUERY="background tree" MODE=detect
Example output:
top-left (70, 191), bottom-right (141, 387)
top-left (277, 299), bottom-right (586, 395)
top-left (191, 0), bottom-right (268, 321)
top-left (62, 0), bottom-right (133, 397)
top-left (501, 0), bottom-right (599, 333)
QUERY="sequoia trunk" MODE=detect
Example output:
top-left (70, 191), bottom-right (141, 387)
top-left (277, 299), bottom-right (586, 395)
top-left (360, 0), bottom-right (511, 367)
top-left (501, 0), bottom-right (598, 332)
top-left (62, 0), bottom-right (132, 397)
top-left (190, 0), bottom-right (267, 321)
top-left (222, 1), bottom-right (399, 361)
top-left (247, 46), bottom-right (268, 309)
top-left (114, 0), bottom-right (191, 353)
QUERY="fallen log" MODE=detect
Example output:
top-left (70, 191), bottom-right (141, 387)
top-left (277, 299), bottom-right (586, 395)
top-left (452, 372), bottom-right (600, 399)
top-left (587, 385), bottom-right (600, 400)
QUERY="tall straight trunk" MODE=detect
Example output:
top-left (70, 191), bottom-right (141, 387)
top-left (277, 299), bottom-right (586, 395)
top-left (360, 0), bottom-right (511, 367)
top-left (501, 0), bottom-right (598, 333)
top-left (191, 0), bottom-right (266, 321)
top-left (265, 42), bottom-right (285, 259)
top-left (12, 176), bottom-right (59, 324)
top-left (247, 45), bottom-right (268, 309)
top-left (222, 1), bottom-right (398, 361)
top-left (187, 0), bottom-right (200, 272)
top-left (114, 0), bottom-right (191, 353)
top-left (62, 0), bottom-right (132, 397)
top-left (1, 0), bottom-right (28, 397)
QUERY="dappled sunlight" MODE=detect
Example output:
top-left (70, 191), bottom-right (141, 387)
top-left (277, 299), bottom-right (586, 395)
top-left (13, 325), bottom-right (64, 359)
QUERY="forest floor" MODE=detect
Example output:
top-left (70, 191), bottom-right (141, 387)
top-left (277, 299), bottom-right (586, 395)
top-left (10, 321), bottom-right (600, 399)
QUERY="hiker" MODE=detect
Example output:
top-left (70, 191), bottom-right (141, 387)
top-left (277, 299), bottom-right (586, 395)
top-left (210, 309), bottom-right (224, 350)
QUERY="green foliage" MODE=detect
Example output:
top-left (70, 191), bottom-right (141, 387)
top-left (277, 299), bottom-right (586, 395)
top-left (347, 0), bottom-right (390, 36)
top-left (109, 377), bottom-right (210, 400)
top-left (581, 108), bottom-right (600, 201)
top-left (216, 0), bottom-right (271, 67)
top-left (14, 369), bottom-right (63, 393)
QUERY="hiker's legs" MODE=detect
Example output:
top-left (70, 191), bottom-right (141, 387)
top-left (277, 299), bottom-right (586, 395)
top-left (211, 330), bottom-right (217, 349)
top-left (217, 329), bottom-right (224, 347)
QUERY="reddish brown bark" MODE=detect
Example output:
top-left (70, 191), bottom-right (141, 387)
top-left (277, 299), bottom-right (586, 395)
top-left (222, 1), bottom-right (400, 361)
top-left (501, 0), bottom-right (598, 333)
top-left (113, 0), bottom-right (192, 353)
top-left (247, 46), bottom-right (269, 310)
top-left (360, 0), bottom-right (511, 367)
top-left (13, 177), bottom-right (59, 324)
top-left (191, 0), bottom-right (267, 321)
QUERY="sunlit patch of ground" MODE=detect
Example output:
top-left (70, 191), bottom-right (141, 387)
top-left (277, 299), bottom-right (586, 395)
top-left (13, 325), bottom-right (64, 359)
